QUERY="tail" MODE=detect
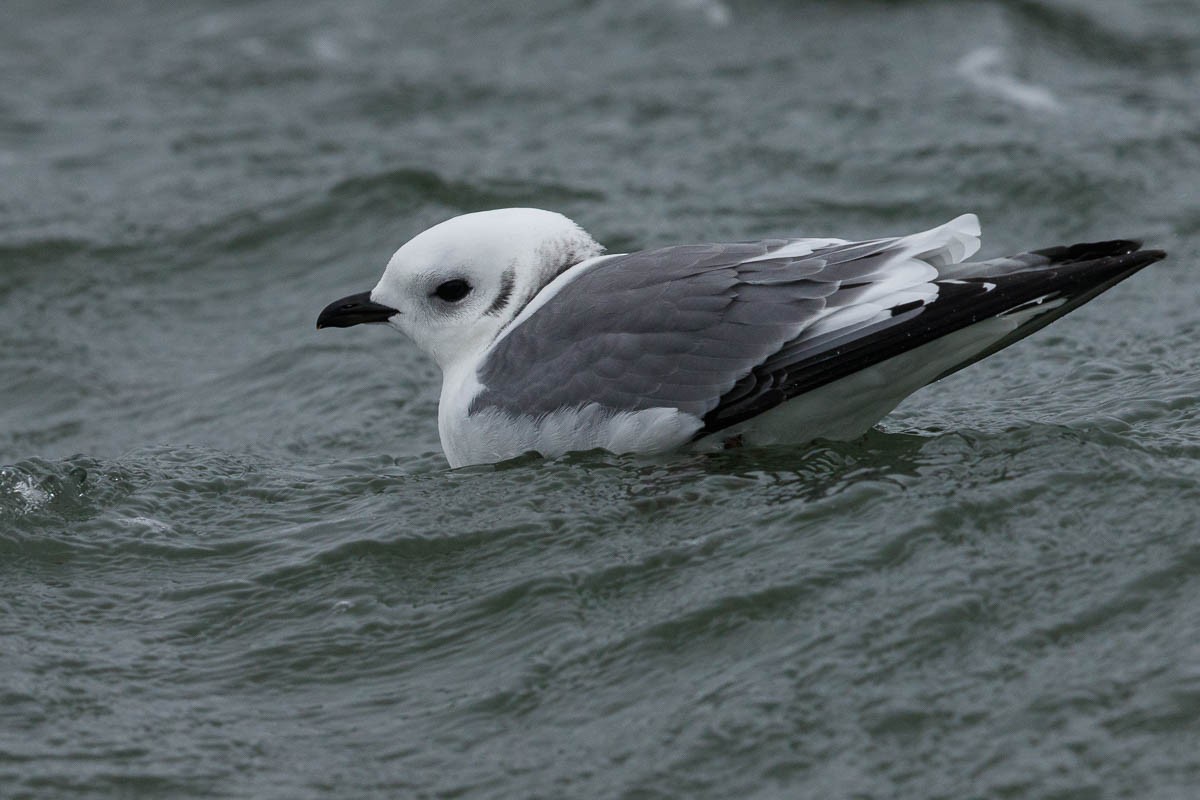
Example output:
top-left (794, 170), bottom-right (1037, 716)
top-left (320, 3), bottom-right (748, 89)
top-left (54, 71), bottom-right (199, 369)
top-left (930, 239), bottom-right (1167, 381)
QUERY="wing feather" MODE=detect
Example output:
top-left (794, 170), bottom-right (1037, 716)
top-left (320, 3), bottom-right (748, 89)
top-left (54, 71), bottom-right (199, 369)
top-left (470, 216), bottom-right (984, 428)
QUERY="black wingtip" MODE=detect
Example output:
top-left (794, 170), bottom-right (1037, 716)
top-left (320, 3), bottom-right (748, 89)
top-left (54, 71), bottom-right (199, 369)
top-left (1032, 239), bottom-right (1167, 266)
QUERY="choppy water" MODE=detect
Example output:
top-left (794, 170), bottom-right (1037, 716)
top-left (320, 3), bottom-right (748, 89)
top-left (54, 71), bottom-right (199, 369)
top-left (3, 1), bottom-right (1200, 797)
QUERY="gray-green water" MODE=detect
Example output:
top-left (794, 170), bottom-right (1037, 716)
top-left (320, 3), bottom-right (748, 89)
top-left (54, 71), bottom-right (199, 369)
top-left (3, 1), bottom-right (1199, 797)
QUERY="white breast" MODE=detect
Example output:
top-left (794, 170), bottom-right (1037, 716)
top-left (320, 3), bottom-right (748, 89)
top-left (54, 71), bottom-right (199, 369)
top-left (438, 359), bottom-right (700, 467)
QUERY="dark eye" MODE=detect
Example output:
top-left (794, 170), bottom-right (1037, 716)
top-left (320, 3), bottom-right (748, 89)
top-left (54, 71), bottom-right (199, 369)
top-left (433, 279), bottom-right (471, 303)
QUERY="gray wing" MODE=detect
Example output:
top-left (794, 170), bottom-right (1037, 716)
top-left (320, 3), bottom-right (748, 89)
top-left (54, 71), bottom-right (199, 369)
top-left (470, 216), bottom-right (982, 436)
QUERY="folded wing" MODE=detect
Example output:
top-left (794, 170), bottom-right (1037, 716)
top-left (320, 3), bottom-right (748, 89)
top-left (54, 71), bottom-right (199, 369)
top-left (470, 214), bottom-right (1163, 437)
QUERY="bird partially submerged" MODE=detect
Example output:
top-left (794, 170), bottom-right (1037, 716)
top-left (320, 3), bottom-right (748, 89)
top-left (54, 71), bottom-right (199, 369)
top-left (318, 208), bottom-right (1165, 467)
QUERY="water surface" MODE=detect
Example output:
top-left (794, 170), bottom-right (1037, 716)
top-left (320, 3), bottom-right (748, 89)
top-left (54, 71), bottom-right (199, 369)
top-left (3, 1), bottom-right (1199, 797)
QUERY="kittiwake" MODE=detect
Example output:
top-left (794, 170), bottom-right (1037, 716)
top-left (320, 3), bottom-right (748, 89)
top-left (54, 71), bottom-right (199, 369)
top-left (316, 208), bottom-right (1165, 467)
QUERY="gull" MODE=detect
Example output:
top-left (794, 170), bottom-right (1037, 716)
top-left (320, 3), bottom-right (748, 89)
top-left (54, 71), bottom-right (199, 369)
top-left (317, 208), bottom-right (1165, 467)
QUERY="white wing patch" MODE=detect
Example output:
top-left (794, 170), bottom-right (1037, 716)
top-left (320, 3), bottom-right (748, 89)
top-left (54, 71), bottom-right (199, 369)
top-left (804, 304), bottom-right (889, 338)
top-left (780, 214), bottom-right (979, 342)
top-left (907, 213), bottom-right (982, 267)
top-left (740, 238), bottom-right (848, 263)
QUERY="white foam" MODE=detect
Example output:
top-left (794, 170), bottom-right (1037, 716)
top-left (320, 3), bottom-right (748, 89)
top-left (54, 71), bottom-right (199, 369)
top-left (957, 47), bottom-right (1063, 113)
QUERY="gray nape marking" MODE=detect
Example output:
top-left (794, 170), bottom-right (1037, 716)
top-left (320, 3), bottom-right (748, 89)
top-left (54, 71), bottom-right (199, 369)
top-left (485, 268), bottom-right (516, 316)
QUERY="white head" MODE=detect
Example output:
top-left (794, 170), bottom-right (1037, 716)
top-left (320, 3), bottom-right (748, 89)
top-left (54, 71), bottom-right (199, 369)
top-left (316, 208), bottom-right (603, 369)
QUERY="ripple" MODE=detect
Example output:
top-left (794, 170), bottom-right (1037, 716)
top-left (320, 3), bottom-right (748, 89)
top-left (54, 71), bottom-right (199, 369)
top-left (1002, 0), bottom-right (1198, 70)
top-left (4, 0), bottom-right (1200, 795)
top-left (0, 457), bottom-right (134, 529)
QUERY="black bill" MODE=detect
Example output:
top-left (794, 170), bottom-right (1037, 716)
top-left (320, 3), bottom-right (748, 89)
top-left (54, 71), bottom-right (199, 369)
top-left (316, 292), bottom-right (399, 329)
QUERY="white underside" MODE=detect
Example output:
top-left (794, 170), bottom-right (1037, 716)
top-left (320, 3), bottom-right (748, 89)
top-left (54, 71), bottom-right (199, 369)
top-left (444, 403), bottom-right (701, 468)
top-left (439, 302), bottom-right (1059, 467)
top-left (694, 316), bottom-right (1020, 450)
